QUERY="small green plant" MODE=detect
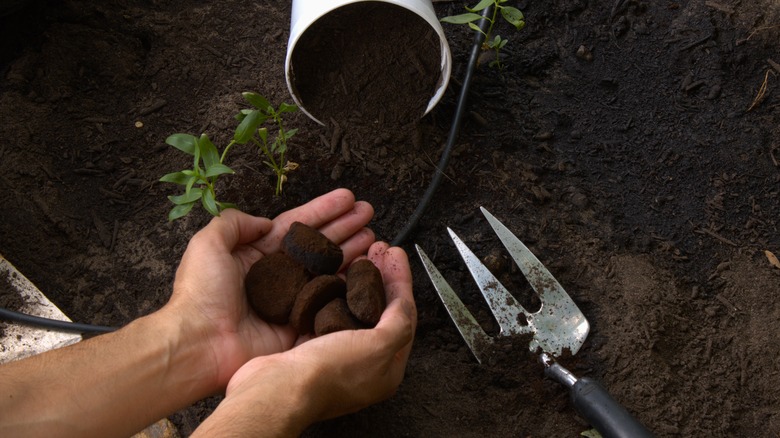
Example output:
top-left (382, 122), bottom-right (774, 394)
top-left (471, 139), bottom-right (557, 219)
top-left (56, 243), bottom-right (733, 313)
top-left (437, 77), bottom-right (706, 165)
top-left (159, 92), bottom-right (299, 221)
top-left (441, 0), bottom-right (525, 69)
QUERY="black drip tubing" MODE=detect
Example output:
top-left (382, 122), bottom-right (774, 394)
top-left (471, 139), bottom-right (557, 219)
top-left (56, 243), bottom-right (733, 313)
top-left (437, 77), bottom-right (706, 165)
top-left (391, 6), bottom-right (493, 246)
top-left (0, 307), bottom-right (116, 334)
top-left (0, 7), bottom-right (493, 335)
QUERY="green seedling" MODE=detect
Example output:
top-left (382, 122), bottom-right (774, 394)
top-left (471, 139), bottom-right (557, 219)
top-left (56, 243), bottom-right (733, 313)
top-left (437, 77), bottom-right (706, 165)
top-left (160, 92), bottom-right (299, 221)
top-left (441, 0), bottom-right (525, 69)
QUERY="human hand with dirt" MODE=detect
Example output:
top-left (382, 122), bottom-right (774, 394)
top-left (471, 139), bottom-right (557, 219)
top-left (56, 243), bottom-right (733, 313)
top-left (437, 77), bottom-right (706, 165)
top-left (162, 188), bottom-right (379, 390)
top-left (0, 189), bottom-right (413, 437)
top-left (191, 241), bottom-right (417, 437)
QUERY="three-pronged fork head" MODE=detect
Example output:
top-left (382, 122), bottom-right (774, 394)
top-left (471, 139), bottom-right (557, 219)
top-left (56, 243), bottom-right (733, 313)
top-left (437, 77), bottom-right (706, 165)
top-left (415, 207), bottom-right (590, 363)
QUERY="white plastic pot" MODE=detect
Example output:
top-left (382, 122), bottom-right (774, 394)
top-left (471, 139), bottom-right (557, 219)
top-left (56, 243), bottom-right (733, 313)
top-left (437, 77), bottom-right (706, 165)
top-left (285, 0), bottom-right (452, 125)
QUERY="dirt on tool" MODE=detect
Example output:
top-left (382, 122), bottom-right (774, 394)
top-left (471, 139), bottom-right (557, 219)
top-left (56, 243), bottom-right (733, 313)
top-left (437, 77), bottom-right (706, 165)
top-left (1, 0), bottom-right (780, 436)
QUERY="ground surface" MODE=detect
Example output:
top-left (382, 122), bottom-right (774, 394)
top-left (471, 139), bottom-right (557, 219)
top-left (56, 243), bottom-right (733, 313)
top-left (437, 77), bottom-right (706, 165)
top-left (1, 0), bottom-right (779, 436)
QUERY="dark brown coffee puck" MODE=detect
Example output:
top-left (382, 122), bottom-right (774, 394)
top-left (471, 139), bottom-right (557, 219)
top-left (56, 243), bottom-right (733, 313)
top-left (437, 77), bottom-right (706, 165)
top-left (290, 275), bottom-right (347, 335)
top-left (245, 252), bottom-right (310, 324)
top-left (346, 259), bottom-right (386, 326)
top-left (281, 222), bottom-right (343, 275)
top-left (314, 298), bottom-right (365, 336)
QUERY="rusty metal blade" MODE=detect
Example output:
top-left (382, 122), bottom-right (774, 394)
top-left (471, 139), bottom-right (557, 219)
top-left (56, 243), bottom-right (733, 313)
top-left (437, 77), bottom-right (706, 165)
top-left (415, 244), bottom-right (492, 363)
top-left (479, 207), bottom-right (590, 356)
top-left (447, 228), bottom-right (532, 337)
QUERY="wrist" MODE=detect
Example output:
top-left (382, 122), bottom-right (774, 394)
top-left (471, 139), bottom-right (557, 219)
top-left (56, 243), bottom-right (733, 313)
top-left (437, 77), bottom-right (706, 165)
top-left (147, 303), bottom-right (224, 398)
top-left (194, 355), bottom-right (323, 437)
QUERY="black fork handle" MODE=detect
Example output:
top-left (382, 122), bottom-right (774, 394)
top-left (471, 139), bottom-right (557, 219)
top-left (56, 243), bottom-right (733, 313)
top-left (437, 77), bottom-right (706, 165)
top-left (570, 377), bottom-right (654, 438)
top-left (543, 355), bottom-right (654, 438)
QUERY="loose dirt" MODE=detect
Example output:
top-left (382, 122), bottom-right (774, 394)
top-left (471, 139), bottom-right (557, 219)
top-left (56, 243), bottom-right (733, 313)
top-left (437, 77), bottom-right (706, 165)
top-left (1, 0), bottom-right (779, 436)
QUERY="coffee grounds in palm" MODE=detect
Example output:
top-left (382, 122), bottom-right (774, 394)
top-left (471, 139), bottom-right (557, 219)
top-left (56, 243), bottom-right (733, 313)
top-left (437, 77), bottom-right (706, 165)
top-left (246, 223), bottom-right (386, 334)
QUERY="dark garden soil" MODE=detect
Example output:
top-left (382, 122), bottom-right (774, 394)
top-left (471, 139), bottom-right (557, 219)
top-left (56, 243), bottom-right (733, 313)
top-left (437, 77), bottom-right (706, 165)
top-left (1, 0), bottom-right (780, 436)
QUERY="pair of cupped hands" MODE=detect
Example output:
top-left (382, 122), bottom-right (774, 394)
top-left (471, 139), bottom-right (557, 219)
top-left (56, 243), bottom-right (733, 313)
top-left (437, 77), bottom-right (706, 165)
top-left (167, 188), bottom-right (416, 435)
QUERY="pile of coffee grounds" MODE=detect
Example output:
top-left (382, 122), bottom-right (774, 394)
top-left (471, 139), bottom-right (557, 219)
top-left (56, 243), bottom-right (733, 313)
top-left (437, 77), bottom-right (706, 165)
top-left (245, 222), bottom-right (386, 336)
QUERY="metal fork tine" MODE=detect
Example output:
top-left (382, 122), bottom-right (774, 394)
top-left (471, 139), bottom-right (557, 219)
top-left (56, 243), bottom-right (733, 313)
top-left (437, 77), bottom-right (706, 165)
top-left (415, 244), bottom-right (493, 364)
top-left (480, 207), bottom-right (590, 355)
top-left (481, 207), bottom-right (569, 309)
top-left (447, 228), bottom-right (532, 336)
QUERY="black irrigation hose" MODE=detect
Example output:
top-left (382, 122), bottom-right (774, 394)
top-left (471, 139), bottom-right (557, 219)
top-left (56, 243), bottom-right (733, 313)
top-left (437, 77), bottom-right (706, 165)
top-left (1, 8), bottom-right (493, 335)
top-left (0, 307), bottom-right (117, 334)
top-left (391, 6), bottom-right (493, 246)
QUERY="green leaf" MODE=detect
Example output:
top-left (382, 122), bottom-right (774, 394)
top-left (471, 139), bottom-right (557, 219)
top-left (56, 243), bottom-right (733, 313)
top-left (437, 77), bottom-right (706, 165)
top-left (257, 127), bottom-right (269, 143)
top-left (197, 134), bottom-right (221, 170)
top-left (169, 188), bottom-right (203, 205)
top-left (185, 175), bottom-right (198, 193)
top-left (466, 0), bottom-right (494, 12)
top-left (204, 163), bottom-right (235, 178)
top-left (234, 110), bottom-right (265, 144)
top-left (168, 202), bottom-right (196, 221)
top-left (272, 138), bottom-right (286, 155)
top-left (277, 102), bottom-right (298, 113)
top-left (468, 22), bottom-right (483, 33)
top-left (159, 171), bottom-right (190, 185)
top-left (192, 136), bottom-right (201, 171)
top-left (283, 128), bottom-right (298, 140)
top-left (166, 133), bottom-right (197, 156)
top-left (201, 188), bottom-right (220, 216)
top-left (235, 109), bottom-right (252, 122)
top-left (501, 6), bottom-right (525, 29)
top-left (441, 12), bottom-right (484, 24)
top-left (243, 92), bottom-right (271, 112)
top-left (488, 35), bottom-right (507, 49)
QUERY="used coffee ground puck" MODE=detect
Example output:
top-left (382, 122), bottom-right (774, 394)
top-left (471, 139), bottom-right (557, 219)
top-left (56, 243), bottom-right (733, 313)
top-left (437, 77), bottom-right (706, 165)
top-left (282, 222), bottom-right (343, 275)
top-left (245, 252), bottom-right (310, 324)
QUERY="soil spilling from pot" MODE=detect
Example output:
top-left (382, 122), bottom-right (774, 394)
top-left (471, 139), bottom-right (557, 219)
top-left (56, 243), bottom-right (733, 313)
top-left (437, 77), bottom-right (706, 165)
top-left (290, 2), bottom-right (442, 128)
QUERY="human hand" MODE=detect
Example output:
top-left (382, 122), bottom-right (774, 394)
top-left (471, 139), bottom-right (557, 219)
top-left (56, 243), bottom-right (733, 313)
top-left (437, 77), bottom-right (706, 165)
top-left (160, 188), bottom-right (376, 391)
top-left (192, 241), bottom-right (416, 437)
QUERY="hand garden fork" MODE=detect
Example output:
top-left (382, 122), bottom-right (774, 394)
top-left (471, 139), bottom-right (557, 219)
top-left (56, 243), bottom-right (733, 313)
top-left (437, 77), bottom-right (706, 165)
top-left (415, 207), bottom-right (653, 438)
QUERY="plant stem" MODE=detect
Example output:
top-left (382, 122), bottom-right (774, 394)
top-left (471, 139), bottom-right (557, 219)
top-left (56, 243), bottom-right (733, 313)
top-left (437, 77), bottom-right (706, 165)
top-left (220, 140), bottom-right (237, 163)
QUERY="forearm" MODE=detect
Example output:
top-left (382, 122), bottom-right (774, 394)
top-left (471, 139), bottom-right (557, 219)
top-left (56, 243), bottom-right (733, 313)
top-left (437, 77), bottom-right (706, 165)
top-left (0, 308), bottom-right (219, 437)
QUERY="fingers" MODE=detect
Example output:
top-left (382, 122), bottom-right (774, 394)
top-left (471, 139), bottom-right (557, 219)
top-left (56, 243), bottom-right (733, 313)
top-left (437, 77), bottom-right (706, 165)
top-left (318, 200), bottom-right (374, 244)
top-left (183, 209), bottom-right (273, 263)
top-left (368, 242), bottom-right (417, 353)
top-left (338, 227), bottom-right (376, 271)
top-left (368, 243), bottom-right (415, 305)
top-left (256, 189), bottom-right (374, 253)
